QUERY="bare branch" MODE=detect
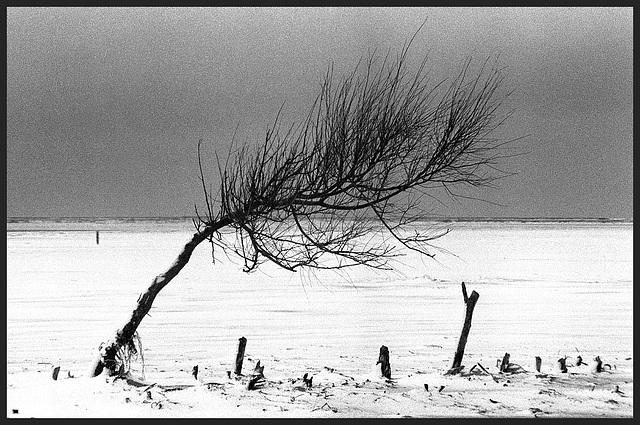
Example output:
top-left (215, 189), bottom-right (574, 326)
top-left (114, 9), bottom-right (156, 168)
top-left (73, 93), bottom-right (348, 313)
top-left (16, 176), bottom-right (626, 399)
top-left (195, 36), bottom-right (518, 273)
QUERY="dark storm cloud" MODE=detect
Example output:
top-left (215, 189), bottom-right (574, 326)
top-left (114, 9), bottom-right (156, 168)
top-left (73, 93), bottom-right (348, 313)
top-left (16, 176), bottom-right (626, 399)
top-left (6, 7), bottom-right (633, 218)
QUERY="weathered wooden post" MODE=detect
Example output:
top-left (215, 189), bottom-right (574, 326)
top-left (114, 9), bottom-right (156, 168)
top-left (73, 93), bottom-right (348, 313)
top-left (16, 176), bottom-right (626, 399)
top-left (500, 352), bottom-right (511, 372)
top-left (235, 336), bottom-right (247, 375)
top-left (52, 366), bottom-right (60, 380)
top-left (96, 231), bottom-right (100, 245)
top-left (377, 345), bottom-right (391, 379)
top-left (448, 282), bottom-right (479, 373)
top-left (535, 356), bottom-right (542, 372)
top-left (192, 365), bottom-right (199, 380)
top-left (594, 356), bottom-right (603, 373)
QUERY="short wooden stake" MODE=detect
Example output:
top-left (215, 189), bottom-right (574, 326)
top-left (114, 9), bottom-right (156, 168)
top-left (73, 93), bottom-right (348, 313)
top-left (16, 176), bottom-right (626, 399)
top-left (192, 365), bottom-right (199, 380)
top-left (557, 357), bottom-right (568, 373)
top-left (303, 373), bottom-right (313, 388)
top-left (450, 282), bottom-right (479, 372)
top-left (235, 337), bottom-right (247, 375)
top-left (535, 356), bottom-right (542, 372)
top-left (377, 345), bottom-right (391, 379)
top-left (96, 231), bottom-right (100, 245)
top-left (500, 353), bottom-right (510, 372)
top-left (594, 356), bottom-right (603, 373)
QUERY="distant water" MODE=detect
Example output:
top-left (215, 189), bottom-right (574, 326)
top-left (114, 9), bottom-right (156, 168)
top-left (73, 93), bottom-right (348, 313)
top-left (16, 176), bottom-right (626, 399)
top-left (6, 216), bottom-right (633, 233)
top-left (6, 217), bottom-right (199, 232)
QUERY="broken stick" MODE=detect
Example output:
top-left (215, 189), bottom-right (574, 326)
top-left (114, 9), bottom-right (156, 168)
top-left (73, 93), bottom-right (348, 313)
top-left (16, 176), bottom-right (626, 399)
top-left (476, 362), bottom-right (499, 382)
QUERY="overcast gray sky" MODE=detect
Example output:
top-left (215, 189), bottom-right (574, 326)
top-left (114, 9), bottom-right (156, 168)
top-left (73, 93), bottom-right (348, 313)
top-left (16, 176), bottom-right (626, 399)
top-left (6, 7), bottom-right (633, 219)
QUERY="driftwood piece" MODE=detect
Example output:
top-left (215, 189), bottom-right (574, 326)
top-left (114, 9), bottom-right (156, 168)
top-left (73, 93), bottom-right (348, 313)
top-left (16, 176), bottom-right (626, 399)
top-left (376, 345), bottom-right (391, 379)
top-left (576, 355), bottom-right (588, 366)
top-left (247, 360), bottom-right (265, 390)
top-left (475, 362), bottom-right (499, 382)
top-left (125, 377), bottom-right (148, 387)
top-left (235, 337), bottom-right (247, 375)
top-left (449, 282), bottom-right (479, 372)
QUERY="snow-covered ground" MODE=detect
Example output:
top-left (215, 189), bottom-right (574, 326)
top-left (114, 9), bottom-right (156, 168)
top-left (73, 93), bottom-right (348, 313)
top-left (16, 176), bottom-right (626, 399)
top-left (6, 219), bottom-right (633, 417)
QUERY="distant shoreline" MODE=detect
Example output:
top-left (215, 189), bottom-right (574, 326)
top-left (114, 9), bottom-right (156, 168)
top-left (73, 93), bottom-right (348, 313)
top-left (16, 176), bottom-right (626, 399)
top-left (6, 216), bottom-right (633, 223)
top-left (6, 216), bottom-right (632, 234)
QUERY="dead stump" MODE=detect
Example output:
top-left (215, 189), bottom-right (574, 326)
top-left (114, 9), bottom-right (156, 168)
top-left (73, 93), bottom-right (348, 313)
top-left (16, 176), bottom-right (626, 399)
top-left (449, 282), bottom-right (479, 373)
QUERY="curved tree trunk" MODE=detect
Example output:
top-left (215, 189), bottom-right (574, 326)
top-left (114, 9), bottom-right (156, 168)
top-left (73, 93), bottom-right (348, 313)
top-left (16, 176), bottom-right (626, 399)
top-left (87, 219), bottom-right (230, 377)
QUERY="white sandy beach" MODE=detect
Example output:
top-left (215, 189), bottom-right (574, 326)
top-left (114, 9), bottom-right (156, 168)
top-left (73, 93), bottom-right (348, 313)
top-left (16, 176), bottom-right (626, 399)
top-left (6, 219), bottom-right (633, 417)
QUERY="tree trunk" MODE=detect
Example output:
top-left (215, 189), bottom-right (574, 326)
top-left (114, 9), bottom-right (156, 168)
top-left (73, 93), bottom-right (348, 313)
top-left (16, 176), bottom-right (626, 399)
top-left (87, 219), bottom-right (230, 377)
top-left (450, 282), bottom-right (479, 371)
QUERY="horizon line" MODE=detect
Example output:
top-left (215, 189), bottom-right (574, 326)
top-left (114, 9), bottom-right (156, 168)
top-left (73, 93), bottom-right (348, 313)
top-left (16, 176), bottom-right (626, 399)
top-left (6, 215), bottom-right (633, 222)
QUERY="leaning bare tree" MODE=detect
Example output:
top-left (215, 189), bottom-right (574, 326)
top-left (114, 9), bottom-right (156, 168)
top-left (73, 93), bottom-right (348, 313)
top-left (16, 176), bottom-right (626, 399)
top-left (88, 32), bottom-right (516, 377)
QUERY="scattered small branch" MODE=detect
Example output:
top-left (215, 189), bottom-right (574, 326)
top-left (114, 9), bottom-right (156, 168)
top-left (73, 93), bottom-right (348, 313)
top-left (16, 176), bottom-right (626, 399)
top-left (576, 355), bottom-right (587, 366)
top-left (475, 362), bottom-right (499, 383)
top-left (312, 402), bottom-right (338, 413)
top-left (142, 383), bottom-right (157, 393)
